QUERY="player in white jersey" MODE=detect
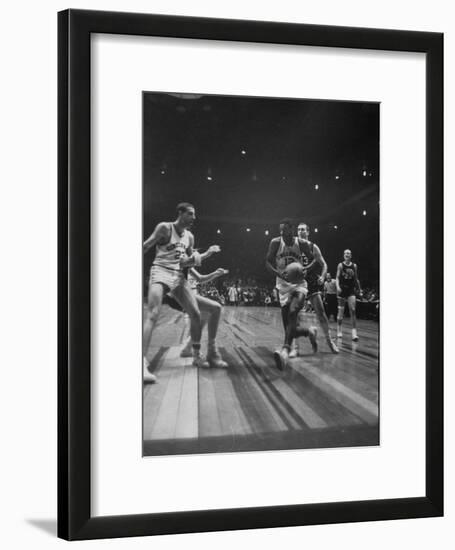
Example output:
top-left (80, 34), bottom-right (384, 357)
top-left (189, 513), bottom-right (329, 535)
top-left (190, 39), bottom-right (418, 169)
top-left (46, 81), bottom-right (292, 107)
top-left (143, 202), bottom-right (220, 383)
top-left (266, 219), bottom-right (317, 371)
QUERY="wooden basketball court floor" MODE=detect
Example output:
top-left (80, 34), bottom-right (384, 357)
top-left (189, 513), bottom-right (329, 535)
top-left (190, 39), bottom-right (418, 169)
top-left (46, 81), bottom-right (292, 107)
top-left (143, 306), bottom-right (379, 456)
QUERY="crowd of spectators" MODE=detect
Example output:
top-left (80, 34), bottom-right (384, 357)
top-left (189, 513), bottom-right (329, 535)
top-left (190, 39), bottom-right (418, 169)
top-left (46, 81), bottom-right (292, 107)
top-left (194, 274), bottom-right (379, 321)
top-left (197, 278), bottom-right (279, 307)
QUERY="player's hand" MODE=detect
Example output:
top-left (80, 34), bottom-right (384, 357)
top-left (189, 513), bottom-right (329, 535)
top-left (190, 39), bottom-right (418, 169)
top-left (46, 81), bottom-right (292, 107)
top-left (215, 268), bottom-right (229, 277)
top-left (317, 275), bottom-right (325, 285)
top-left (179, 253), bottom-right (190, 266)
top-left (207, 245), bottom-right (221, 255)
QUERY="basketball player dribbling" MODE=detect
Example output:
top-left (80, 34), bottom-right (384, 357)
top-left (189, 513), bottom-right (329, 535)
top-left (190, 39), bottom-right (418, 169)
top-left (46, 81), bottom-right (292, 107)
top-left (265, 219), bottom-right (317, 371)
top-left (336, 249), bottom-right (362, 341)
top-left (143, 202), bottom-right (220, 383)
top-left (296, 223), bottom-right (339, 354)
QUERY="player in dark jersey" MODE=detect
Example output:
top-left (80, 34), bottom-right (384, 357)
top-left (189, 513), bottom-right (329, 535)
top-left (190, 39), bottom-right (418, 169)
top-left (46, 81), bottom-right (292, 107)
top-left (335, 249), bottom-right (362, 341)
top-left (296, 223), bottom-right (339, 353)
top-left (265, 219), bottom-right (317, 371)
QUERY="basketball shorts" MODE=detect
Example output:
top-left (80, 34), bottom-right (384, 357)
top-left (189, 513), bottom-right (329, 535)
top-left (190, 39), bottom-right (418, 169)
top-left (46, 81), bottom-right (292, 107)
top-left (276, 278), bottom-right (308, 307)
top-left (149, 264), bottom-right (184, 293)
top-left (338, 287), bottom-right (356, 300)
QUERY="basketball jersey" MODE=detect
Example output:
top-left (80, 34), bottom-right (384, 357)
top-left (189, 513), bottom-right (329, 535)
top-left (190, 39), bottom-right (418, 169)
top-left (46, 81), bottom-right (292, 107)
top-left (298, 239), bottom-right (314, 268)
top-left (275, 237), bottom-right (304, 271)
top-left (275, 237), bottom-right (308, 300)
top-left (339, 262), bottom-right (357, 291)
top-left (153, 223), bottom-right (191, 271)
top-left (298, 239), bottom-right (323, 283)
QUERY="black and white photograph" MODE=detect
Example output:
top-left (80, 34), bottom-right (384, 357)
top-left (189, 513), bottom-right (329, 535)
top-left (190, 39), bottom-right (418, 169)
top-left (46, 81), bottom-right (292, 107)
top-left (142, 92), bottom-right (380, 456)
top-left (0, 0), bottom-right (448, 544)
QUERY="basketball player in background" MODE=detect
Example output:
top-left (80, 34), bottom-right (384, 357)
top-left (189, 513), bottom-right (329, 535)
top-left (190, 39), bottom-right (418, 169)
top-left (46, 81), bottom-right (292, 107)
top-left (297, 223), bottom-right (339, 353)
top-left (143, 202), bottom-right (220, 383)
top-left (265, 219), bottom-right (317, 371)
top-left (336, 249), bottom-right (362, 341)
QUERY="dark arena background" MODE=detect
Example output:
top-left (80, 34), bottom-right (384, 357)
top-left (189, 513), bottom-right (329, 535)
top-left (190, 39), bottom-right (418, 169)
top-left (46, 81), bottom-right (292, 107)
top-left (143, 92), bottom-right (379, 456)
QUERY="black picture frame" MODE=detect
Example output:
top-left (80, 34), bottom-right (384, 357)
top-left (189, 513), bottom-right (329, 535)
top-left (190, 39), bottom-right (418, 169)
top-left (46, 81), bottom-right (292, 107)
top-left (58, 8), bottom-right (443, 541)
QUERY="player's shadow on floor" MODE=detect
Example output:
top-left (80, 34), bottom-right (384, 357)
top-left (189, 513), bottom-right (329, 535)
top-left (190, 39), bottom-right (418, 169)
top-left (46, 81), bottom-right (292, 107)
top-left (26, 519), bottom-right (57, 536)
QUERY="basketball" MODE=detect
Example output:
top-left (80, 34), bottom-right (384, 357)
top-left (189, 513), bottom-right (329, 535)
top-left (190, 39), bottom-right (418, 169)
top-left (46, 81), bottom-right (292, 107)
top-left (284, 262), bottom-right (305, 283)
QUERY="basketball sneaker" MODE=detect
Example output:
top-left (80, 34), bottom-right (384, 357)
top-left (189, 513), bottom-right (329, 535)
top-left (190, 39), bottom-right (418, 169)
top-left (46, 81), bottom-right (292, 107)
top-left (273, 347), bottom-right (289, 371)
top-left (207, 346), bottom-right (228, 368)
top-left (352, 329), bottom-right (359, 342)
top-left (143, 357), bottom-right (157, 384)
top-left (289, 342), bottom-right (299, 358)
top-left (192, 353), bottom-right (209, 368)
top-left (308, 327), bottom-right (318, 353)
top-left (327, 338), bottom-right (339, 354)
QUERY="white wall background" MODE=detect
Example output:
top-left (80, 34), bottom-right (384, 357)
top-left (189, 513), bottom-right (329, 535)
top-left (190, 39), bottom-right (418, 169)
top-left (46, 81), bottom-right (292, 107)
top-left (0, 0), bottom-right (451, 548)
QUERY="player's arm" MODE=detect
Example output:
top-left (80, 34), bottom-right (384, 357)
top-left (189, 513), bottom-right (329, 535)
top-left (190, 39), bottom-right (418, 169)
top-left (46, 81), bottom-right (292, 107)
top-left (179, 233), bottom-right (198, 267)
top-left (180, 235), bottom-right (221, 268)
top-left (335, 263), bottom-right (343, 294)
top-left (143, 222), bottom-right (170, 253)
top-left (189, 267), bottom-right (229, 283)
top-left (265, 239), bottom-right (283, 278)
top-left (312, 244), bottom-right (328, 284)
top-left (200, 245), bottom-right (221, 261)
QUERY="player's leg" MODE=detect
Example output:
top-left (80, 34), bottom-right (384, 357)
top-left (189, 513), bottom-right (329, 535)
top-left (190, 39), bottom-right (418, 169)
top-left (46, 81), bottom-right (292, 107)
top-left (162, 294), bottom-right (200, 358)
top-left (337, 296), bottom-right (346, 338)
top-left (172, 282), bottom-right (207, 367)
top-left (195, 296), bottom-right (221, 342)
top-left (280, 298), bottom-right (298, 357)
top-left (281, 302), bottom-right (290, 332)
top-left (143, 282), bottom-right (166, 383)
top-left (274, 291), bottom-right (313, 370)
top-left (180, 309), bottom-right (208, 357)
top-left (289, 300), bottom-right (318, 354)
top-left (195, 295), bottom-right (228, 367)
top-left (347, 295), bottom-right (358, 340)
top-left (309, 293), bottom-right (339, 353)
